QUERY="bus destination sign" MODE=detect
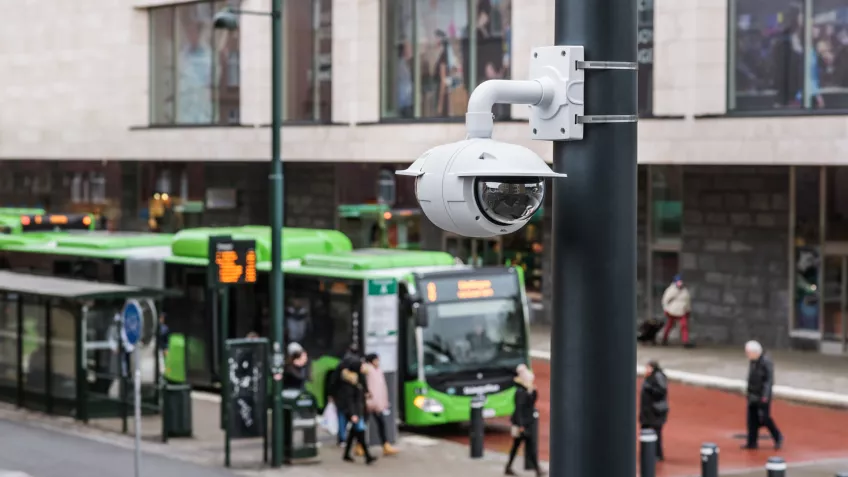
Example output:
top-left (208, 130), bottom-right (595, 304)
top-left (20, 213), bottom-right (93, 232)
top-left (208, 236), bottom-right (257, 287)
top-left (422, 273), bottom-right (518, 303)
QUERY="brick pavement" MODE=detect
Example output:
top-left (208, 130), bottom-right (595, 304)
top-left (530, 325), bottom-right (848, 398)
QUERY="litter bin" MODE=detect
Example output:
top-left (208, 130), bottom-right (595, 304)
top-left (161, 383), bottom-right (193, 441)
top-left (282, 389), bottom-right (318, 462)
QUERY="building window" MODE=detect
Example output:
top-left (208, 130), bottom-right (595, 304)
top-left (791, 166), bottom-right (821, 332)
top-left (646, 166), bottom-right (682, 320)
top-left (380, 0), bottom-right (512, 120)
top-left (729, 0), bottom-right (848, 112)
top-left (284, 0), bottom-right (333, 122)
top-left (149, 0), bottom-right (241, 126)
top-left (637, 0), bottom-right (654, 115)
top-left (376, 169), bottom-right (397, 206)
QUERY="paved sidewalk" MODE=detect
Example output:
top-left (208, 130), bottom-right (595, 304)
top-left (529, 325), bottom-right (848, 406)
top-left (0, 400), bottom-right (517, 477)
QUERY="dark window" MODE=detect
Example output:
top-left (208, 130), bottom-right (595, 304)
top-left (381, 0), bottom-right (512, 120)
top-left (284, 0), bottom-right (333, 122)
top-left (638, 0), bottom-right (654, 115)
top-left (729, 0), bottom-right (848, 112)
top-left (149, 0), bottom-right (241, 125)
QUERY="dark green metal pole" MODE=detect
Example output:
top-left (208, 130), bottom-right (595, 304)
top-left (270, 0), bottom-right (286, 467)
top-left (549, 0), bottom-right (638, 475)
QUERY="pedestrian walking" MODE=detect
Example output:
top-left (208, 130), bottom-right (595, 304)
top-left (337, 361), bottom-right (377, 465)
top-left (639, 360), bottom-right (669, 461)
top-left (741, 340), bottom-right (783, 450)
top-left (361, 353), bottom-right (398, 456)
top-left (329, 345), bottom-right (364, 447)
top-left (505, 364), bottom-right (545, 476)
top-left (282, 348), bottom-right (309, 390)
top-left (660, 274), bottom-right (693, 347)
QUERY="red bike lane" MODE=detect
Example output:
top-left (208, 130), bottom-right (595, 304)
top-left (443, 359), bottom-right (848, 476)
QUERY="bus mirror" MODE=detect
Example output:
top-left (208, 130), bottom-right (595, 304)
top-left (412, 302), bottom-right (428, 328)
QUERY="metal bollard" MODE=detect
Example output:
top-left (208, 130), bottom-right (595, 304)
top-left (639, 428), bottom-right (657, 477)
top-left (700, 443), bottom-right (719, 477)
top-left (766, 457), bottom-right (787, 477)
top-left (469, 395), bottom-right (485, 459)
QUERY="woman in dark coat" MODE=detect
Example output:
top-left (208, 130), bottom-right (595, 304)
top-left (337, 362), bottom-right (376, 464)
top-left (505, 364), bottom-right (545, 476)
top-left (282, 350), bottom-right (308, 390)
top-left (639, 360), bottom-right (669, 460)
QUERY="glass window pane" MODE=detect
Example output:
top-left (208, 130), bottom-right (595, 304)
top-left (651, 251), bottom-right (680, 319)
top-left (150, 7), bottom-right (176, 124)
top-left (50, 304), bottom-right (76, 401)
top-left (637, 0), bottom-right (654, 115)
top-left (822, 255), bottom-right (844, 337)
top-left (417, 0), bottom-right (470, 118)
top-left (23, 300), bottom-right (46, 395)
top-left (794, 245), bottom-right (821, 330)
top-left (214, 0), bottom-right (241, 124)
top-left (731, 0), bottom-right (805, 111)
top-left (382, 0), bottom-right (415, 118)
top-left (826, 166), bottom-right (848, 241)
top-left (0, 295), bottom-right (18, 398)
top-left (284, 0), bottom-right (317, 121)
top-left (795, 166), bottom-right (821, 244)
top-left (175, 2), bottom-right (215, 124)
top-left (810, 0), bottom-right (848, 109)
top-left (475, 0), bottom-right (511, 119)
top-left (316, 0), bottom-right (334, 121)
top-left (651, 166), bottom-right (683, 247)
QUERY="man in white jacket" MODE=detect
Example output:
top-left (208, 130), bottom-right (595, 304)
top-left (660, 274), bottom-right (692, 347)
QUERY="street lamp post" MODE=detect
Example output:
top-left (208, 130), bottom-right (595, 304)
top-left (214, 1), bottom-right (286, 468)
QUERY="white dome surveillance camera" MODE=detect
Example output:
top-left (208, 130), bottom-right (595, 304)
top-left (397, 138), bottom-right (564, 238)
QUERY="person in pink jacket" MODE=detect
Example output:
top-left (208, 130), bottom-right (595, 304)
top-left (355, 353), bottom-right (399, 456)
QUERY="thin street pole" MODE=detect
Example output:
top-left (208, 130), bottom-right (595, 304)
top-left (549, 0), bottom-right (637, 476)
top-left (270, 0), bottom-right (286, 468)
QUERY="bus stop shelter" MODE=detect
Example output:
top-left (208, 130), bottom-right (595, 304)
top-left (0, 270), bottom-right (177, 422)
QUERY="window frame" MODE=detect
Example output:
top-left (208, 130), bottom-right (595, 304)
top-left (378, 0), bottom-right (513, 122)
top-left (726, 0), bottom-right (848, 116)
top-left (281, 0), bottom-right (334, 123)
top-left (147, 0), bottom-right (242, 127)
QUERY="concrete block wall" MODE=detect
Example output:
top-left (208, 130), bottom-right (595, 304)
top-left (680, 166), bottom-right (791, 349)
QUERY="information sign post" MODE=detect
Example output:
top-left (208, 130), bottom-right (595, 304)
top-left (122, 300), bottom-right (143, 477)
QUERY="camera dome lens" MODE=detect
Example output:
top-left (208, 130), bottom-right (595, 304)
top-left (474, 177), bottom-right (545, 226)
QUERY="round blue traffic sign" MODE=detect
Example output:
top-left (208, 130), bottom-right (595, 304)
top-left (122, 299), bottom-right (142, 346)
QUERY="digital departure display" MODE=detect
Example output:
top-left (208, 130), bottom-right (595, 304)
top-left (20, 214), bottom-right (93, 232)
top-left (421, 273), bottom-right (518, 303)
top-left (208, 236), bottom-right (257, 286)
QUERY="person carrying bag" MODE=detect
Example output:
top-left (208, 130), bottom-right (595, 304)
top-left (505, 364), bottom-right (545, 476)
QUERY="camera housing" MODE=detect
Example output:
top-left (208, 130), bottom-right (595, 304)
top-left (397, 138), bottom-right (565, 237)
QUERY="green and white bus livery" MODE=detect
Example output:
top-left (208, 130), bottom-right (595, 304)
top-left (0, 226), bottom-right (531, 427)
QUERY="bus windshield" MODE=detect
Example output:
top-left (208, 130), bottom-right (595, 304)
top-left (419, 298), bottom-right (526, 375)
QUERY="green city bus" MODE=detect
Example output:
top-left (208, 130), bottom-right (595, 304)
top-left (0, 226), bottom-right (531, 426)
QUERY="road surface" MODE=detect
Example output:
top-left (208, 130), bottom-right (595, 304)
top-left (439, 358), bottom-right (848, 477)
top-left (0, 418), bottom-right (237, 477)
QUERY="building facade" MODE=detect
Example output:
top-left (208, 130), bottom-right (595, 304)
top-left (1, 0), bottom-right (847, 352)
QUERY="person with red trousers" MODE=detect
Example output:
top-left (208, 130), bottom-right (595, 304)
top-left (660, 274), bottom-right (693, 347)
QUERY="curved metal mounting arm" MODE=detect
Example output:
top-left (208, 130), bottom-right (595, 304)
top-left (465, 79), bottom-right (555, 139)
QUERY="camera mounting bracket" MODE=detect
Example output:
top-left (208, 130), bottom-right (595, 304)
top-left (528, 45), bottom-right (638, 141)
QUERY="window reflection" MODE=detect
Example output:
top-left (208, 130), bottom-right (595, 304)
top-left (0, 295), bottom-right (18, 394)
top-left (826, 167), bottom-right (848, 241)
top-left (284, 0), bottom-right (333, 121)
top-left (793, 166), bottom-right (821, 331)
top-left (650, 166), bottom-right (683, 248)
top-left (149, 0), bottom-right (241, 125)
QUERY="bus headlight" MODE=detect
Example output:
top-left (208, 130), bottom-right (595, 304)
top-left (413, 395), bottom-right (444, 413)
